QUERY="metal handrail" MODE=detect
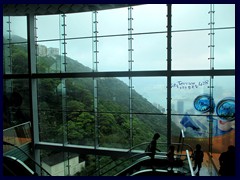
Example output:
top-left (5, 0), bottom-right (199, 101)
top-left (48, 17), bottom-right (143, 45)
top-left (90, 141), bottom-right (193, 176)
top-left (3, 121), bottom-right (31, 132)
top-left (186, 150), bottom-right (195, 176)
top-left (3, 141), bottom-right (51, 176)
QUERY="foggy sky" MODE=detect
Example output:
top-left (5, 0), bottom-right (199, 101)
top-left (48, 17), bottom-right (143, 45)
top-left (3, 4), bottom-right (235, 110)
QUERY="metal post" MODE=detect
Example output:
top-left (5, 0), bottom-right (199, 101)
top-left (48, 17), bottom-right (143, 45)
top-left (208, 4), bottom-right (215, 154)
top-left (59, 13), bottom-right (69, 176)
top-left (27, 14), bottom-right (41, 175)
top-left (4, 16), bottom-right (13, 125)
top-left (166, 4), bottom-right (172, 148)
top-left (92, 10), bottom-right (100, 174)
top-left (128, 6), bottom-right (134, 149)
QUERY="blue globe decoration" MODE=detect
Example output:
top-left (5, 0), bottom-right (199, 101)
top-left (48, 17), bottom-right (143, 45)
top-left (193, 94), bottom-right (215, 113)
top-left (216, 98), bottom-right (235, 121)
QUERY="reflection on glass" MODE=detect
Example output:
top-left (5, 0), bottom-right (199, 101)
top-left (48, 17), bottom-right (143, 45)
top-left (3, 79), bottom-right (30, 129)
top-left (193, 94), bottom-right (215, 113)
top-left (216, 97), bottom-right (235, 121)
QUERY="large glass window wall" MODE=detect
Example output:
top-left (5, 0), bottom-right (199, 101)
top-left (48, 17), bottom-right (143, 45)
top-left (3, 4), bottom-right (235, 176)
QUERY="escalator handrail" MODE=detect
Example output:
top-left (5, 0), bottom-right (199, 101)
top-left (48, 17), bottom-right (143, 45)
top-left (101, 152), bottom-right (153, 176)
top-left (3, 141), bottom-right (51, 176)
top-left (89, 142), bottom-right (150, 175)
top-left (186, 150), bottom-right (195, 176)
top-left (90, 141), bottom-right (193, 176)
top-left (100, 151), bottom-right (191, 176)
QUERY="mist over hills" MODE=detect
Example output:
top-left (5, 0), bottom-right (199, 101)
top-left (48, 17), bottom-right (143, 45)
top-left (4, 35), bottom-right (181, 146)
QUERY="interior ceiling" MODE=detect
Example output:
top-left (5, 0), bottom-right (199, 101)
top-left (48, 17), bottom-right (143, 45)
top-left (3, 4), bottom-right (141, 16)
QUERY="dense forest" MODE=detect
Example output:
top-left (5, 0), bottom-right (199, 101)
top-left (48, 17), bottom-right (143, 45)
top-left (4, 35), bottom-right (181, 175)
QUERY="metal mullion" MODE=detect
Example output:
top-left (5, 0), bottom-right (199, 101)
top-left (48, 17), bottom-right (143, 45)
top-left (27, 13), bottom-right (41, 175)
top-left (166, 4), bottom-right (172, 148)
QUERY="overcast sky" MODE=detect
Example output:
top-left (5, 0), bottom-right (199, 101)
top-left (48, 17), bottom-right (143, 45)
top-left (4, 4), bottom-right (235, 111)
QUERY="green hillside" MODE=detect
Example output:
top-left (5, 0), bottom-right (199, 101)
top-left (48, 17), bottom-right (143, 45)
top-left (4, 39), bottom-right (181, 148)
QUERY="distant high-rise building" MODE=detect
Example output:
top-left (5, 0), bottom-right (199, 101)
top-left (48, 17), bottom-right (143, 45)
top-left (38, 45), bottom-right (47, 57)
top-left (177, 100), bottom-right (184, 114)
top-left (47, 47), bottom-right (59, 56)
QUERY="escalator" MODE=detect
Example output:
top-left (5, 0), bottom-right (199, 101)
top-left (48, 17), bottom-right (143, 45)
top-left (92, 130), bottom-right (195, 176)
top-left (115, 155), bottom-right (186, 176)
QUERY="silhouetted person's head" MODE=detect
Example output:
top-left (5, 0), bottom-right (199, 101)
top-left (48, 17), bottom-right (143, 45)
top-left (196, 144), bottom-right (201, 150)
top-left (228, 145), bottom-right (235, 152)
top-left (153, 133), bottom-right (160, 140)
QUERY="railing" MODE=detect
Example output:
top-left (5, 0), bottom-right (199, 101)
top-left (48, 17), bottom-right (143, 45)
top-left (3, 121), bottom-right (32, 153)
top-left (186, 150), bottom-right (195, 176)
top-left (89, 140), bottom-right (193, 176)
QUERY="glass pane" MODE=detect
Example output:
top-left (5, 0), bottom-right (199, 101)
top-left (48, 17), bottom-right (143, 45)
top-left (172, 31), bottom-right (209, 70)
top-left (37, 39), bottom-right (93, 73)
top-left (132, 77), bottom-right (167, 112)
top-left (3, 16), bottom-right (27, 42)
top-left (98, 7), bottom-right (128, 36)
top-left (214, 29), bottom-right (235, 69)
top-left (132, 77), bottom-right (168, 146)
top-left (98, 36), bottom-right (128, 71)
top-left (66, 12), bottom-right (92, 38)
top-left (214, 4), bottom-right (235, 28)
top-left (171, 76), bottom-right (235, 153)
top-left (38, 78), bottom-right (95, 145)
top-left (36, 15), bottom-right (60, 40)
top-left (98, 77), bottom-right (129, 148)
top-left (133, 33), bottom-right (167, 71)
top-left (66, 39), bottom-right (92, 72)
top-left (172, 4), bottom-right (210, 30)
top-left (38, 78), bottom-right (62, 143)
top-left (66, 78), bottom-right (94, 145)
top-left (36, 41), bottom-right (60, 73)
top-left (3, 40), bottom-right (28, 74)
top-left (133, 4), bottom-right (167, 33)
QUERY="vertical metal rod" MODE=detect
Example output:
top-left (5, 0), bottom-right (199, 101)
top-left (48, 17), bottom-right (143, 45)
top-left (5, 16), bottom-right (13, 94)
top-left (59, 13), bottom-right (69, 176)
top-left (92, 10), bottom-right (100, 174)
top-left (208, 4), bottom-right (215, 155)
top-left (166, 4), bottom-right (172, 148)
top-left (128, 6), bottom-right (134, 149)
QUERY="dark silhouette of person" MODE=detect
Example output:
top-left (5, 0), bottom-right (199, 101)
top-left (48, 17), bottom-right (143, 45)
top-left (166, 145), bottom-right (175, 171)
top-left (192, 144), bottom-right (204, 176)
top-left (148, 133), bottom-right (161, 159)
top-left (145, 133), bottom-right (161, 170)
top-left (219, 145), bottom-right (235, 176)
